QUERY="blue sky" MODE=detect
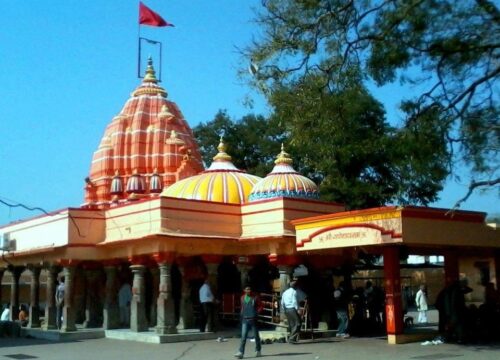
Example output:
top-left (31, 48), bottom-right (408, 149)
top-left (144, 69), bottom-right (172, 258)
top-left (0, 0), bottom-right (497, 225)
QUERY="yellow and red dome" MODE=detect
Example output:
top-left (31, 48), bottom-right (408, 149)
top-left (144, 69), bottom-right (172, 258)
top-left (162, 139), bottom-right (261, 204)
top-left (249, 145), bottom-right (319, 201)
top-left (84, 57), bottom-right (204, 206)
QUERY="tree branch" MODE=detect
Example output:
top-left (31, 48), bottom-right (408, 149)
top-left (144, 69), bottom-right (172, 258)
top-left (448, 177), bottom-right (500, 212)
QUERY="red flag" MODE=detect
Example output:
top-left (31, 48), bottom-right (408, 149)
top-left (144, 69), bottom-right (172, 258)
top-left (139, 2), bottom-right (174, 27)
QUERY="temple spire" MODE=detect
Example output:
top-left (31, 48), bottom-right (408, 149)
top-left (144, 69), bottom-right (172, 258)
top-left (143, 56), bottom-right (158, 83)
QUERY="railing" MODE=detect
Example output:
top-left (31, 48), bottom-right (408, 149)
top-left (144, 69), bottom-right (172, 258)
top-left (258, 292), bottom-right (281, 326)
top-left (219, 292), bottom-right (283, 326)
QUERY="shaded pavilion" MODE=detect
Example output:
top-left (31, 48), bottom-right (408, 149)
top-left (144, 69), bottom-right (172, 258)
top-left (293, 206), bottom-right (500, 343)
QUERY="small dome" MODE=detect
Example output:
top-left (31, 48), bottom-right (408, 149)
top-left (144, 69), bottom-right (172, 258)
top-left (149, 169), bottom-right (163, 193)
top-left (110, 171), bottom-right (124, 194)
top-left (249, 144), bottom-right (319, 202)
top-left (162, 138), bottom-right (262, 204)
top-left (126, 170), bottom-right (146, 194)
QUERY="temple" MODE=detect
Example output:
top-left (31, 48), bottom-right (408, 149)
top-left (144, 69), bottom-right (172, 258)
top-left (1, 58), bottom-right (499, 344)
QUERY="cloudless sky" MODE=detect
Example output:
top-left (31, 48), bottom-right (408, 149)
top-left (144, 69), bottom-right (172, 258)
top-left (0, 0), bottom-right (497, 226)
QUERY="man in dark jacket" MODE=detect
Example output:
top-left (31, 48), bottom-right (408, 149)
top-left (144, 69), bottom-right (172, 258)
top-left (234, 285), bottom-right (262, 359)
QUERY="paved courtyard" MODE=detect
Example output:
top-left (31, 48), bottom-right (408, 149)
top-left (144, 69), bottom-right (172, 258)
top-left (1, 336), bottom-right (499, 360)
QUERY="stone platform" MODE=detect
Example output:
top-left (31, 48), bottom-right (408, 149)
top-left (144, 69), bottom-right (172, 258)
top-left (105, 328), bottom-right (233, 344)
top-left (20, 326), bottom-right (232, 344)
top-left (20, 327), bottom-right (105, 341)
top-left (19, 324), bottom-right (438, 345)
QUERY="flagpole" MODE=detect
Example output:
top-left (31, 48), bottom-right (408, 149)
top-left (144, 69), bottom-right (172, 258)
top-left (137, 20), bottom-right (141, 79)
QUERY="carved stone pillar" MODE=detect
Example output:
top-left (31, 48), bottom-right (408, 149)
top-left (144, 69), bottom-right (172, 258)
top-left (278, 265), bottom-right (293, 295)
top-left (149, 267), bottom-right (159, 327)
top-left (156, 262), bottom-right (177, 334)
top-left (206, 263), bottom-right (219, 332)
top-left (278, 265), bottom-right (293, 323)
top-left (130, 264), bottom-right (148, 332)
top-left (9, 266), bottom-right (23, 321)
top-left (43, 265), bottom-right (58, 330)
top-left (27, 266), bottom-right (41, 328)
top-left (177, 265), bottom-right (194, 330)
top-left (61, 266), bottom-right (77, 332)
top-left (103, 265), bottom-right (120, 329)
top-left (238, 264), bottom-right (251, 289)
top-left (83, 269), bottom-right (100, 328)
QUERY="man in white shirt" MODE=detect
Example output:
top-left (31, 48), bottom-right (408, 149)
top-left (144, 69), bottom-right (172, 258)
top-left (281, 281), bottom-right (301, 343)
top-left (415, 284), bottom-right (428, 323)
top-left (199, 279), bottom-right (215, 332)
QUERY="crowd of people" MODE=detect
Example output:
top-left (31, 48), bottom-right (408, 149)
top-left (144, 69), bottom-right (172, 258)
top-left (435, 280), bottom-right (500, 344)
top-left (334, 281), bottom-right (386, 336)
top-left (1, 273), bottom-right (499, 349)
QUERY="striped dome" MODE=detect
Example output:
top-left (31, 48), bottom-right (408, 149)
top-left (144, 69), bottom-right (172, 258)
top-left (249, 145), bottom-right (319, 202)
top-left (162, 139), bottom-right (262, 204)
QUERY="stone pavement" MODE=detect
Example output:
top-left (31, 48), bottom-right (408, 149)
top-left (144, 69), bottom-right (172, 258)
top-left (1, 336), bottom-right (499, 360)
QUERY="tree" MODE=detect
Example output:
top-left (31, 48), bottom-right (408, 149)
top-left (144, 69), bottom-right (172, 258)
top-left (269, 73), bottom-right (448, 208)
top-left (244, 0), bottom-right (499, 208)
top-left (193, 110), bottom-right (285, 177)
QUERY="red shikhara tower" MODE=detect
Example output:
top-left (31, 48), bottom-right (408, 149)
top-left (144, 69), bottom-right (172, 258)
top-left (84, 57), bottom-right (204, 207)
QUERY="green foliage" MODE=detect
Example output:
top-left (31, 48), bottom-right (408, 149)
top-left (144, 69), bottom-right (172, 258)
top-left (244, 0), bottom-right (499, 206)
top-left (269, 74), bottom-right (448, 208)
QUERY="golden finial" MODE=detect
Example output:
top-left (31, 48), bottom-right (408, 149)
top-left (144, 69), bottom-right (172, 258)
top-left (217, 136), bottom-right (226, 152)
top-left (143, 56), bottom-right (158, 83)
top-left (275, 143), bottom-right (293, 165)
top-left (213, 136), bottom-right (232, 161)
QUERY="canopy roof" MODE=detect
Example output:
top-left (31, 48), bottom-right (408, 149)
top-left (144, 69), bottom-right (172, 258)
top-left (293, 206), bottom-right (499, 252)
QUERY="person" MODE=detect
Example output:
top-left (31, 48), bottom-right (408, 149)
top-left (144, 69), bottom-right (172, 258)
top-left (334, 281), bottom-right (350, 338)
top-left (55, 276), bottom-right (65, 329)
top-left (363, 281), bottom-right (375, 319)
top-left (234, 285), bottom-right (262, 359)
top-left (18, 304), bottom-right (28, 327)
top-left (435, 285), bottom-right (447, 334)
top-left (199, 278), bottom-right (215, 332)
top-left (281, 280), bottom-right (301, 343)
top-left (0, 304), bottom-right (10, 321)
top-left (447, 280), bottom-right (471, 343)
top-left (118, 281), bottom-right (132, 327)
top-left (415, 284), bottom-right (428, 323)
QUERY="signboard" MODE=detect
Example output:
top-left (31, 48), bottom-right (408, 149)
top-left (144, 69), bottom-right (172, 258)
top-left (297, 224), bottom-right (401, 251)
